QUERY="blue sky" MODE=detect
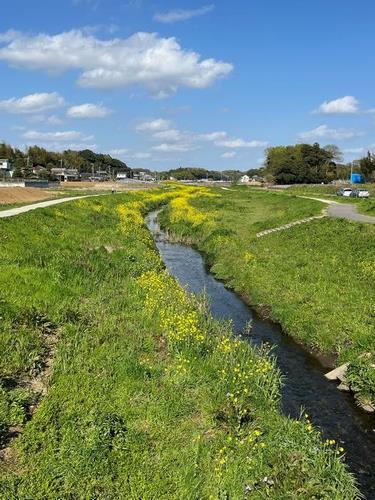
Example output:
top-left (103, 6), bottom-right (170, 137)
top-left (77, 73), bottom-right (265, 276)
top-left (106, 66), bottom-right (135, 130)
top-left (1, 0), bottom-right (375, 171)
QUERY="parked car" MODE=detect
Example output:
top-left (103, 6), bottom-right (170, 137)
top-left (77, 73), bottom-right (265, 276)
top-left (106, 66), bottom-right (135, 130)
top-left (337, 188), bottom-right (353, 197)
top-left (350, 188), bottom-right (370, 198)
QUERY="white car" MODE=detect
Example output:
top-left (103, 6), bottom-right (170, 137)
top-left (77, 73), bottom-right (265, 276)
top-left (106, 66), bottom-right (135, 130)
top-left (351, 189), bottom-right (370, 198)
top-left (337, 188), bottom-right (353, 197)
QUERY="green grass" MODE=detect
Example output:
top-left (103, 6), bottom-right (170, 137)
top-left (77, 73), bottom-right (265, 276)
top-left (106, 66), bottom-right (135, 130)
top-left (160, 186), bottom-right (375, 405)
top-left (0, 187), bottom-right (359, 498)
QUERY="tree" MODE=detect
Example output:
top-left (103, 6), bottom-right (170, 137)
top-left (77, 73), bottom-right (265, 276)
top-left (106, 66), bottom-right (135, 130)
top-left (359, 152), bottom-right (375, 181)
top-left (12, 157), bottom-right (25, 178)
top-left (324, 144), bottom-right (343, 163)
top-left (265, 142), bottom-right (338, 184)
top-left (0, 142), bottom-right (15, 160)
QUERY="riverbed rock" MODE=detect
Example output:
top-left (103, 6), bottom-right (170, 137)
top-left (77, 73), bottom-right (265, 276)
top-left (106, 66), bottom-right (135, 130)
top-left (337, 382), bottom-right (350, 392)
top-left (355, 396), bottom-right (375, 413)
top-left (324, 363), bottom-right (349, 381)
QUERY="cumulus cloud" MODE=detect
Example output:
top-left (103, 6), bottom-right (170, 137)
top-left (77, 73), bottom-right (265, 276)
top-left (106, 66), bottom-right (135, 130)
top-left (314, 96), bottom-right (359, 114)
top-left (299, 124), bottom-right (360, 141)
top-left (221, 151), bottom-right (236, 158)
top-left (154, 4), bottom-right (214, 23)
top-left (136, 118), bottom-right (172, 132)
top-left (0, 30), bottom-right (233, 96)
top-left (215, 138), bottom-right (268, 148)
top-left (152, 143), bottom-right (192, 152)
top-left (23, 130), bottom-right (93, 142)
top-left (67, 103), bottom-right (112, 118)
top-left (0, 92), bottom-right (65, 114)
top-left (109, 148), bottom-right (129, 156)
top-left (152, 129), bottom-right (184, 141)
top-left (200, 131), bottom-right (227, 141)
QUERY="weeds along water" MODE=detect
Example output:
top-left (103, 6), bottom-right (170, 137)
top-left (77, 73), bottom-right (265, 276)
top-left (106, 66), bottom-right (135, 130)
top-left (160, 186), bottom-right (375, 409)
top-left (0, 187), bottom-right (359, 498)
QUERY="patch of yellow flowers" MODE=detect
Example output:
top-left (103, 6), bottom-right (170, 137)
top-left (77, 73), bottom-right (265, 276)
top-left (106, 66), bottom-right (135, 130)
top-left (168, 187), bottom-right (219, 228)
top-left (137, 270), bottom-right (206, 345)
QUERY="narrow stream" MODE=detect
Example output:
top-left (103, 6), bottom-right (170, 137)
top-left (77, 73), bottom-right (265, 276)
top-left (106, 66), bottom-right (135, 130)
top-left (146, 210), bottom-right (375, 499)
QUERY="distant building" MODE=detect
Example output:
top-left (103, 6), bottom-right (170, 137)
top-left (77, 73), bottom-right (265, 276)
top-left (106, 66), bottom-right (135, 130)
top-left (90, 171), bottom-right (110, 182)
top-left (0, 159), bottom-right (11, 171)
top-left (116, 171), bottom-right (129, 180)
top-left (132, 171), bottom-right (155, 182)
top-left (32, 165), bottom-right (47, 176)
top-left (0, 159), bottom-right (13, 178)
top-left (240, 175), bottom-right (250, 183)
top-left (51, 168), bottom-right (80, 182)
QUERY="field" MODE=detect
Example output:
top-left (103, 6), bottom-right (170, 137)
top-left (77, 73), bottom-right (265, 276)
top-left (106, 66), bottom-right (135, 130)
top-left (0, 186), bottom-right (358, 498)
top-left (160, 186), bottom-right (375, 406)
top-left (0, 187), bottom-right (57, 206)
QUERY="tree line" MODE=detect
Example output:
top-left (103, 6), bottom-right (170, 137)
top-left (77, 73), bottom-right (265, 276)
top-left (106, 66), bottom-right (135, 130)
top-left (264, 142), bottom-right (375, 184)
top-left (163, 167), bottom-right (245, 181)
top-left (0, 143), bottom-right (130, 179)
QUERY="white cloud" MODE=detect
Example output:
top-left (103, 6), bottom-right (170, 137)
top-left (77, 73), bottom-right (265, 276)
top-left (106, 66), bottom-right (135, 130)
top-left (343, 147), bottom-right (365, 154)
top-left (200, 131), bottom-right (227, 141)
top-left (152, 129), bottom-right (183, 141)
top-left (25, 141), bottom-right (98, 152)
top-left (314, 96), bottom-right (359, 114)
top-left (131, 152), bottom-right (151, 159)
top-left (136, 118), bottom-right (172, 132)
top-left (299, 124), bottom-right (360, 141)
top-left (23, 130), bottom-right (93, 142)
top-left (221, 151), bottom-right (236, 158)
top-left (0, 30), bottom-right (233, 96)
top-left (109, 148), bottom-right (129, 156)
top-left (67, 103), bottom-right (112, 118)
top-left (45, 115), bottom-right (64, 125)
top-left (152, 143), bottom-right (192, 152)
top-left (60, 142), bottom-right (97, 151)
top-left (216, 138), bottom-right (268, 148)
top-left (27, 113), bottom-right (64, 125)
top-left (0, 92), bottom-right (65, 114)
top-left (154, 4), bottom-right (214, 23)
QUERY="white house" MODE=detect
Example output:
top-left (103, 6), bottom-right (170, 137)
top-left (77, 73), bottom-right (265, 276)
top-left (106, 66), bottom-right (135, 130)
top-left (0, 159), bottom-right (11, 171)
top-left (51, 168), bottom-right (80, 181)
top-left (116, 172), bottom-right (129, 180)
top-left (240, 174), bottom-right (250, 183)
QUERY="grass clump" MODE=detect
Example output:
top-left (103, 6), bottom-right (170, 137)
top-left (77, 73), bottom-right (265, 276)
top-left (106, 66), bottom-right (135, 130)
top-left (0, 187), bottom-right (359, 498)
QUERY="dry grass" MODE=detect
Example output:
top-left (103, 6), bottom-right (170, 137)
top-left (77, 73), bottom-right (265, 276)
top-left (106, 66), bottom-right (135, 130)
top-left (0, 188), bottom-right (56, 205)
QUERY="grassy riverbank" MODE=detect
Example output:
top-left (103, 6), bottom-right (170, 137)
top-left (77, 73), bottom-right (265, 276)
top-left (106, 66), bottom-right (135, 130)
top-left (160, 186), bottom-right (375, 406)
top-left (0, 187), bottom-right (358, 498)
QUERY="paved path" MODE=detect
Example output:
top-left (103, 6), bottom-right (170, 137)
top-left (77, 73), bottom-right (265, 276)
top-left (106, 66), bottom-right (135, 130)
top-left (0, 194), bottom-right (104, 218)
top-left (257, 195), bottom-right (375, 238)
top-left (299, 196), bottom-right (375, 224)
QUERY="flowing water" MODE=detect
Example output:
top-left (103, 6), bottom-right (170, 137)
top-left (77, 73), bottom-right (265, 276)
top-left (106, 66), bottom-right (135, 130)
top-left (146, 210), bottom-right (375, 499)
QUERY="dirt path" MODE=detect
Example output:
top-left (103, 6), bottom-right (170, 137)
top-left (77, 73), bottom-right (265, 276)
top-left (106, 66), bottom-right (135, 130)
top-left (0, 194), bottom-right (104, 218)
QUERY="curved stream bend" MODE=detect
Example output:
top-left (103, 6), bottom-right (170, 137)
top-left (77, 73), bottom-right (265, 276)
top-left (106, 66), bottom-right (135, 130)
top-left (146, 210), bottom-right (375, 499)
